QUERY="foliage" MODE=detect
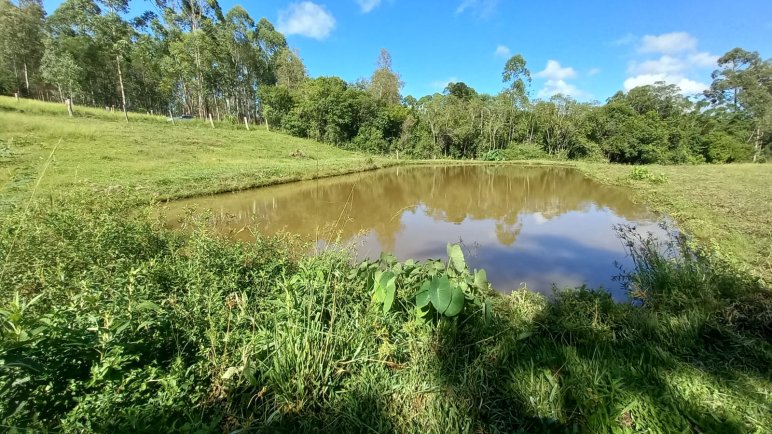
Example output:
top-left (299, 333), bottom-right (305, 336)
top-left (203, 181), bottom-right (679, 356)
top-left (1, 0), bottom-right (769, 164)
top-left (0, 194), bottom-right (769, 432)
top-left (629, 166), bottom-right (668, 183)
top-left (367, 244), bottom-right (492, 321)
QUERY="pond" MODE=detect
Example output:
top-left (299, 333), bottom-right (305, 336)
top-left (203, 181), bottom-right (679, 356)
top-left (165, 165), bottom-right (669, 299)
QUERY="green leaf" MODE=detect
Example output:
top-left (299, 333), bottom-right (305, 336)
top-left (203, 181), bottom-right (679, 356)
top-left (447, 243), bottom-right (466, 272)
top-left (429, 276), bottom-right (464, 316)
top-left (380, 272), bottom-right (396, 314)
top-left (428, 276), bottom-right (448, 313)
top-left (380, 252), bottom-right (397, 266)
top-left (416, 281), bottom-right (431, 308)
top-left (371, 270), bottom-right (384, 303)
top-left (136, 301), bottom-right (163, 312)
top-left (474, 269), bottom-right (489, 291)
top-left (443, 284), bottom-right (465, 317)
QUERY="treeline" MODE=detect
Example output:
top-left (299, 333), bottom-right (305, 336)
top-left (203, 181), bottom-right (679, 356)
top-left (1, 1), bottom-right (770, 163)
top-left (0, 0), bottom-right (299, 122)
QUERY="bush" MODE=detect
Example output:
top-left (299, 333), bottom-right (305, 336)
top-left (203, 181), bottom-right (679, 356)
top-left (629, 166), bottom-right (668, 183)
top-left (501, 143), bottom-right (552, 160)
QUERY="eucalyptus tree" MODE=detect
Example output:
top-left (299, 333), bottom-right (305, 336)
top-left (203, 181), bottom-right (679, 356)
top-left (94, 0), bottom-right (133, 120)
top-left (0, 0), bottom-right (45, 95)
top-left (40, 37), bottom-right (82, 101)
top-left (274, 47), bottom-right (306, 91)
top-left (369, 48), bottom-right (403, 105)
top-left (502, 54), bottom-right (531, 107)
top-left (155, 0), bottom-right (225, 117)
top-left (705, 48), bottom-right (772, 161)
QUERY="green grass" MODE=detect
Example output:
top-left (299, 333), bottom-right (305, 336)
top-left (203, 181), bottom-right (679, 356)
top-left (1, 97), bottom-right (770, 432)
top-left (1, 195), bottom-right (769, 432)
top-left (0, 96), bottom-right (394, 208)
top-left (575, 162), bottom-right (772, 284)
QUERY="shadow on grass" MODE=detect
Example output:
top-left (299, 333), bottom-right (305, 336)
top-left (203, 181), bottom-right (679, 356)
top-left (429, 286), bottom-right (771, 433)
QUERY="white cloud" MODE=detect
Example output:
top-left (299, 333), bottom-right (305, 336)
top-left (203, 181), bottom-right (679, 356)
top-left (628, 55), bottom-right (685, 76)
top-left (456, 0), bottom-right (498, 17)
top-left (537, 80), bottom-right (583, 99)
top-left (587, 67), bottom-right (601, 76)
top-left (430, 76), bottom-right (459, 91)
top-left (639, 32), bottom-right (697, 54)
top-left (687, 52), bottom-right (718, 68)
top-left (355, 0), bottom-right (381, 13)
top-left (494, 45), bottom-right (511, 58)
top-left (621, 32), bottom-right (718, 96)
top-left (534, 60), bottom-right (584, 98)
top-left (277, 2), bottom-right (336, 40)
top-left (535, 60), bottom-right (577, 81)
top-left (623, 74), bottom-right (707, 94)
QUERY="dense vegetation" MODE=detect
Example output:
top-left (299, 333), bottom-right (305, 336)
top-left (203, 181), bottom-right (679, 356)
top-left (2, 1), bottom-right (770, 164)
top-left (1, 193), bottom-right (770, 432)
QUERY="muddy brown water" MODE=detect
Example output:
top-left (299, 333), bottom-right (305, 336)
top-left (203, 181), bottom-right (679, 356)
top-left (165, 165), bottom-right (669, 298)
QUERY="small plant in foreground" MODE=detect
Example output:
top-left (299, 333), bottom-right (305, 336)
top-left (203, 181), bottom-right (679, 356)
top-left (630, 166), bottom-right (668, 184)
top-left (366, 244), bottom-right (493, 322)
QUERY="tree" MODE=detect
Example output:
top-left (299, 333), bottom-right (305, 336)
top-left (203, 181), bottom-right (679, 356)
top-left (95, 6), bottom-right (133, 120)
top-left (274, 47), bottom-right (306, 90)
top-left (705, 48), bottom-right (772, 161)
top-left (369, 48), bottom-right (403, 105)
top-left (502, 54), bottom-right (531, 107)
top-left (0, 0), bottom-right (45, 95)
top-left (40, 38), bottom-right (82, 101)
top-left (444, 82), bottom-right (477, 101)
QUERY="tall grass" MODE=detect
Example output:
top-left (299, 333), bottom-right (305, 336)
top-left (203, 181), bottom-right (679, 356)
top-left (0, 194), bottom-right (769, 432)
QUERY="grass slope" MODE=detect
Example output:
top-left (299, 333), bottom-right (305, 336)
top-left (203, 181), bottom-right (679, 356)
top-left (0, 96), bottom-right (392, 208)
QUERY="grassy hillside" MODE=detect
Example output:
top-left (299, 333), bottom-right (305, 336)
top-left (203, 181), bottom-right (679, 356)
top-left (0, 96), bottom-right (393, 208)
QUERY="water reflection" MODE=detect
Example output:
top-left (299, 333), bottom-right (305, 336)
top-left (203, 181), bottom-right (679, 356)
top-left (165, 165), bottom-right (667, 298)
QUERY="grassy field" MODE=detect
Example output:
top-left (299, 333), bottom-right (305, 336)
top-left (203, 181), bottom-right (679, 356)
top-left (0, 96), bottom-right (393, 208)
top-left (576, 163), bottom-right (772, 284)
top-left (1, 98), bottom-right (771, 432)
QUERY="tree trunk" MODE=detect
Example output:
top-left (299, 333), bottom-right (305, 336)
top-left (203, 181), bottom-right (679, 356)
top-left (753, 125), bottom-right (762, 162)
top-left (116, 55), bottom-right (129, 122)
top-left (13, 60), bottom-right (20, 95)
top-left (23, 62), bottom-right (30, 94)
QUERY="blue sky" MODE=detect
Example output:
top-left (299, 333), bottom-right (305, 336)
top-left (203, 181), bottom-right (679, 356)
top-left (42, 0), bottom-right (772, 101)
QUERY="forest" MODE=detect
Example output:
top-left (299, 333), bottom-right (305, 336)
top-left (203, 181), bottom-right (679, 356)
top-left (1, 0), bottom-right (771, 164)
